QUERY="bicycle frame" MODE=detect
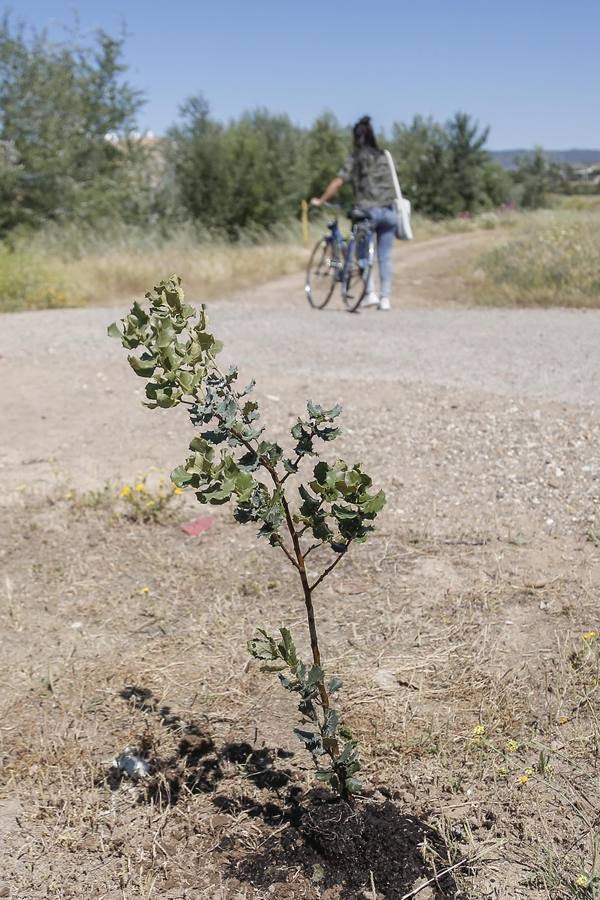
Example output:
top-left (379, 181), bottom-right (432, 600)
top-left (324, 214), bottom-right (372, 297)
top-left (305, 202), bottom-right (375, 312)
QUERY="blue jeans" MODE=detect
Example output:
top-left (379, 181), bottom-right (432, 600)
top-left (365, 206), bottom-right (397, 298)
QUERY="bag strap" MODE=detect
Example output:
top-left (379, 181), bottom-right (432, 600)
top-left (384, 149), bottom-right (404, 202)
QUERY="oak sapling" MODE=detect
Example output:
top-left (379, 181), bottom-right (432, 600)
top-left (109, 275), bottom-right (385, 801)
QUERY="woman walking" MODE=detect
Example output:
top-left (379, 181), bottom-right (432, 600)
top-left (310, 116), bottom-right (398, 311)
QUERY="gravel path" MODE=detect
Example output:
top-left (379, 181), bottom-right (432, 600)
top-left (1, 232), bottom-right (599, 533)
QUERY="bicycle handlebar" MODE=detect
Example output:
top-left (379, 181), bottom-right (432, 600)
top-left (308, 200), bottom-right (343, 215)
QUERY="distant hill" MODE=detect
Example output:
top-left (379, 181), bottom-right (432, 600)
top-left (490, 149), bottom-right (600, 169)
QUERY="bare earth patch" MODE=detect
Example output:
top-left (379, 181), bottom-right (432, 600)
top-left (1, 246), bottom-right (599, 898)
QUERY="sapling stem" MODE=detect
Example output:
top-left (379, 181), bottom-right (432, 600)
top-left (109, 276), bottom-right (385, 802)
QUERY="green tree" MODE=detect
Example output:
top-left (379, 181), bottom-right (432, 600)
top-left (390, 115), bottom-right (465, 218)
top-left (390, 112), bottom-right (510, 217)
top-left (389, 115), bottom-right (448, 202)
top-left (446, 111), bottom-right (491, 213)
top-left (0, 138), bottom-right (20, 233)
top-left (481, 159), bottom-right (513, 208)
top-left (512, 147), bottom-right (555, 208)
top-left (170, 102), bottom-right (307, 235)
top-left (305, 112), bottom-right (350, 203)
top-left (223, 109), bottom-right (306, 232)
top-left (167, 95), bottom-right (231, 231)
top-left (0, 16), bottom-right (145, 231)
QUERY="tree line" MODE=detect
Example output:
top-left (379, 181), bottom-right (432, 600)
top-left (0, 19), bottom-right (559, 241)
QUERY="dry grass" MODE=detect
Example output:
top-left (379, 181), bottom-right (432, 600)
top-left (0, 234), bottom-right (311, 314)
top-left (411, 208), bottom-right (521, 241)
top-left (1, 485), bottom-right (599, 898)
top-left (468, 209), bottom-right (600, 308)
top-left (0, 210), bottom-right (522, 315)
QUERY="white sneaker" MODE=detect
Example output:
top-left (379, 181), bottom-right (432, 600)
top-left (378, 296), bottom-right (391, 311)
top-left (362, 292), bottom-right (379, 309)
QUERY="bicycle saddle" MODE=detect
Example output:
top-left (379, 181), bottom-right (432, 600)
top-left (349, 207), bottom-right (370, 222)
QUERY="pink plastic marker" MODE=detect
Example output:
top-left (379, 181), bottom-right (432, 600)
top-left (180, 516), bottom-right (215, 537)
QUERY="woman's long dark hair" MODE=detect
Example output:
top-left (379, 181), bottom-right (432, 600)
top-left (353, 116), bottom-right (380, 152)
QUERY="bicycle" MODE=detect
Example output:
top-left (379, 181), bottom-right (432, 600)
top-left (304, 203), bottom-right (375, 313)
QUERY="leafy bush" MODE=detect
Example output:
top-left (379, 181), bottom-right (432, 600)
top-left (109, 276), bottom-right (386, 800)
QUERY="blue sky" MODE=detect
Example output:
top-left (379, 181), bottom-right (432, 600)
top-left (8, 0), bottom-right (600, 148)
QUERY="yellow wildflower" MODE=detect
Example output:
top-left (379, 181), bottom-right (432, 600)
top-left (134, 483), bottom-right (145, 492)
top-left (470, 736), bottom-right (482, 746)
top-left (120, 485), bottom-right (131, 497)
top-left (506, 739), bottom-right (519, 753)
top-left (141, 587), bottom-right (149, 594)
top-left (498, 765), bottom-right (509, 776)
top-left (583, 630), bottom-right (598, 641)
top-left (517, 774), bottom-right (528, 785)
top-left (576, 875), bottom-right (590, 888)
top-left (524, 767), bottom-right (534, 777)
top-left (472, 725), bottom-right (485, 736)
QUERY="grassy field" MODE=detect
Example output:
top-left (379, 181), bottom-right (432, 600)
top-left (0, 223), bottom-right (312, 314)
top-left (471, 209), bottom-right (600, 307)
top-left (1, 204), bottom-right (599, 314)
top-left (0, 210), bottom-right (521, 314)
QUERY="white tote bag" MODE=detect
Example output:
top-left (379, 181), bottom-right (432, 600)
top-left (384, 149), bottom-right (413, 241)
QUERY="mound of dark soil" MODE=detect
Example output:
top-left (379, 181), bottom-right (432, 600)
top-left (225, 789), bottom-right (462, 899)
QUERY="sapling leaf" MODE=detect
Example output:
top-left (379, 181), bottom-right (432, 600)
top-left (247, 629), bottom-right (279, 661)
top-left (344, 777), bottom-right (363, 794)
top-left (359, 489), bottom-right (386, 515)
top-left (315, 769), bottom-right (335, 784)
top-left (127, 354), bottom-right (157, 376)
top-left (306, 665), bottom-right (325, 687)
top-left (294, 729), bottom-right (324, 754)
top-left (306, 400), bottom-right (323, 419)
top-left (323, 708), bottom-right (339, 737)
top-left (327, 676), bottom-right (343, 694)
top-left (278, 628), bottom-right (298, 667)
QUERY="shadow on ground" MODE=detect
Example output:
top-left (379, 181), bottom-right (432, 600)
top-left (109, 685), bottom-right (464, 899)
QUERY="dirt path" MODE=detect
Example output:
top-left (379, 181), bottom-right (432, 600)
top-left (0, 230), bottom-right (598, 498)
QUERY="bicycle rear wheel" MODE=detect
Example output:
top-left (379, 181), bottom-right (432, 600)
top-left (305, 237), bottom-right (340, 309)
top-left (342, 223), bottom-right (375, 313)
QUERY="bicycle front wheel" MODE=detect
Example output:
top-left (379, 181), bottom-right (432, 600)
top-left (305, 237), bottom-right (340, 309)
top-left (342, 225), bottom-right (375, 313)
